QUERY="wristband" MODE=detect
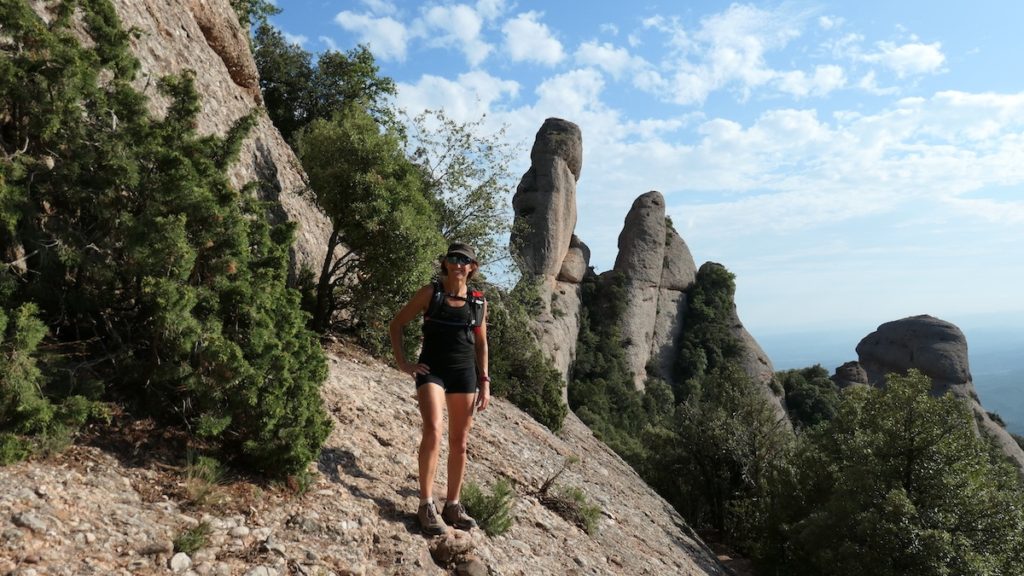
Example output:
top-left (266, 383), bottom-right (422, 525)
top-left (478, 375), bottom-right (490, 383)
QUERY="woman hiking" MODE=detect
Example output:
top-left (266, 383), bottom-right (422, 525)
top-left (389, 242), bottom-right (490, 535)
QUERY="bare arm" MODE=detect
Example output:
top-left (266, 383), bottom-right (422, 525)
top-left (474, 300), bottom-right (490, 411)
top-left (389, 284), bottom-right (434, 377)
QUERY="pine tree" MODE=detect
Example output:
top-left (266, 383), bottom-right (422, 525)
top-left (1, 0), bottom-right (329, 475)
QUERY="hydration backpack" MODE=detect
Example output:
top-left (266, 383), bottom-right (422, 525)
top-left (424, 279), bottom-right (485, 331)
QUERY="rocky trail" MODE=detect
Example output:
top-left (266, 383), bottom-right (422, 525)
top-left (1, 343), bottom-right (728, 575)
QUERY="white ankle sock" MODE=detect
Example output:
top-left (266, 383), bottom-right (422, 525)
top-left (420, 497), bottom-right (433, 506)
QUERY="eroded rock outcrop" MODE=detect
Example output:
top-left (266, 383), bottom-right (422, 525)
top-left (856, 315), bottom-right (1024, 470)
top-left (831, 361), bottom-right (869, 388)
top-left (612, 192), bottom-right (668, 389)
top-left (511, 119), bottom-right (587, 391)
top-left (29, 0), bottom-right (333, 278)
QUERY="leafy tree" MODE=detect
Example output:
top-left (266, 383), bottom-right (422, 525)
top-left (405, 109), bottom-right (518, 265)
top-left (296, 107), bottom-right (444, 343)
top-left (778, 364), bottom-right (841, 428)
top-left (252, 26), bottom-right (396, 143)
top-left (569, 272), bottom-right (651, 464)
top-left (764, 370), bottom-right (1024, 576)
top-left (229, 0), bottom-right (279, 30)
top-left (656, 365), bottom-right (791, 540)
top-left (251, 23), bottom-right (314, 143)
top-left (674, 263), bottom-right (745, 402)
top-left (1, 0), bottom-right (329, 475)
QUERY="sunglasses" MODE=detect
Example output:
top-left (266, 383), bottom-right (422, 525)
top-left (445, 254), bottom-right (474, 265)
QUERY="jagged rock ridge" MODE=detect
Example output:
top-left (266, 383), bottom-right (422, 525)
top-left (512, 122), bottom-right (785, 420)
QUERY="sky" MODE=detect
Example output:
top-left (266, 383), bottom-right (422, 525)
top-left (268, 0), bottom-right (1024, 341)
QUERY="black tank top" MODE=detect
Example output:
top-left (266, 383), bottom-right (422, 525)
top-left (419, 296), bottom-right (476, 370)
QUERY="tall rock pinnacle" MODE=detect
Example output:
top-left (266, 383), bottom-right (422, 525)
top-left (511, 119), bottom-right (588, 396)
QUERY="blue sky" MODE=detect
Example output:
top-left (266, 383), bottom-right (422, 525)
top-left (269, 1), bottom-right (1024, 338)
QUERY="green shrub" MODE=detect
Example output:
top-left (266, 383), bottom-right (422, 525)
top-left (173, 521), bottom-right (212, 554)
top-left (461, 478), bottom-right (516, 536)
top-left (184, 452), bottom-right (227, 507)
top-left (1, 1), bottom-right (329, 476)
top-left (538, 485), bottom-right (601, 535)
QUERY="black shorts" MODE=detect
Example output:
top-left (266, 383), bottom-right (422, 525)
top-left (415, 365), bottom-right (478, 394)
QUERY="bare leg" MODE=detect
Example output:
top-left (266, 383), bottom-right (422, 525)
top-left (445, 392), bottom-right (477, 502)
top-left (417, 383), bottom-right (445, 500)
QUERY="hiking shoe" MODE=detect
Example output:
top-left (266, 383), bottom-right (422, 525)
top-left (418, 502), bottom-right (447, 536)
top-left (441, 501), bottom-right (477, 530)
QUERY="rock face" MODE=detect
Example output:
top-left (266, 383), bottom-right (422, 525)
top-left (0, 345), bottom-right (727, 575)
top-left (856, 315), bottom-right (1024, 470)
top-left (611, 192), bottom-right (691, 390)
top-left (29, 0), bottom-right (333, 279)
top-left (511, 119), bottom-right (587, 393)
top-left (831, 361), bottom-right (869, 388)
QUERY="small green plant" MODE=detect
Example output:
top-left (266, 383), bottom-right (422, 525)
top-left (553, 485), bottom-right (602, 535)
top-left (283, 468), bottom-right (317, 496)
top-left (173, 521), bottom-right (211, 554)
top-left (533, 456), bottom-right (602, 535)
top-left (462, 478), bottom-right (516, 536)
top-left (0, 433), bottom-right (30, 466)
top-left (184, 452), bottom-right (227, 507)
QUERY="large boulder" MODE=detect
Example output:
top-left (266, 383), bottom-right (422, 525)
top-left (29, 0), bottom-right (333, 279)
top-left (856, 315), bottom-right (1024, 470)
top-left (831, 361), bottom-right (868, 389)
top-left (511, 120), bottom-right (587, 394)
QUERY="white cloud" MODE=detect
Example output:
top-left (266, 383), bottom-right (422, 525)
top-left (818, 15), bottom-right (843, 30)
top-left (857, 70), bottom-right (899, 95)
top-left (319, 36), bottom-right (339, 52)
top-left (502, 11), bottom-right (565, 66)
top-left (361, 0), bottom-right (396, 16)
top-left (639, 4), bottom-right (815, 104)
top-left (335, 11), bottom-right (409, 61)
top-left (395, 71), bottom-right (520, 122)
top-left (474, 0), bottom-right (506, 21)
top-left (776, 65), bottom-right (846, 97)
top-left (283, 32), bottom-right (308, 46)
top-left (422, 4), bottom-right (493, 67)
top-left (863, 41), bottom-right (946, 77)
top-left (600, 23), bottom-right (619, 36)
top-left (534, 69), bottom-right (607, 116)
top-left (574, 41), bottom-right (647, 80)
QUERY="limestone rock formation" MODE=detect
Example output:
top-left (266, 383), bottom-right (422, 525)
top-left (856, 315), bottom-right (1024, 470)
top-left (512, 118), bottom-right (582, 279)
top-left (511, 119), bottom-right (587, 390)
top-left (29, 0), bottom-right (333, 278)
top-left (831, 361), bottom-right (869, 388)
top-left (612, 192), bottom-right (669, 389)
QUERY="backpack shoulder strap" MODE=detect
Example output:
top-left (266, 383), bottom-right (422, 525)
top-left (425, 279), bottom-right (444, 320)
